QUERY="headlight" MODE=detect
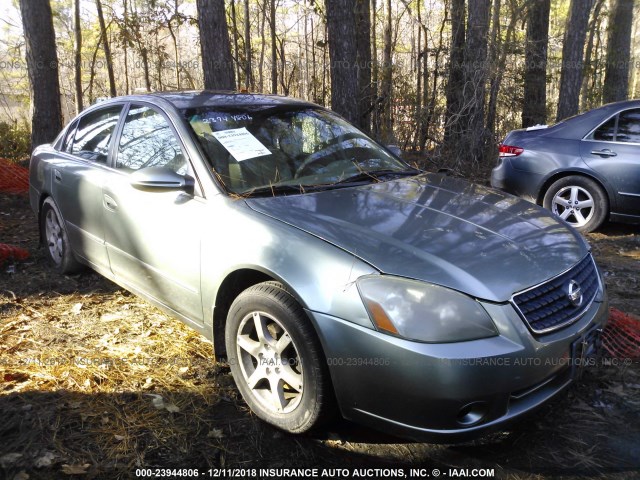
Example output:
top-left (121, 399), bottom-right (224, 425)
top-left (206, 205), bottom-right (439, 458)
top-left (357, 276), bottom-right (498, 343)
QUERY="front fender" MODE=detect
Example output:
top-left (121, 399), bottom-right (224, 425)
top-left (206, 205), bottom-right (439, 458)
top-left (200, 197), bottom-right (377, 336)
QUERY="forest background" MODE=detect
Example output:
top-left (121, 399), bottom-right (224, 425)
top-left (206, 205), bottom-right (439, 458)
top-left (2, 0), bottom-right (639, 175)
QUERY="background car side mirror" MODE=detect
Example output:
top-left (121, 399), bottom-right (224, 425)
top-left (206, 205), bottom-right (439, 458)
top-left (130, 166), bottom-right (195, 195)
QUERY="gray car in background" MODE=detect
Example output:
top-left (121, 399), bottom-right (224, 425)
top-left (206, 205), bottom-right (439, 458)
top-left (30, 91), bottom-right (608, 442)
top-left (491, 100), bottom-right (640, 233)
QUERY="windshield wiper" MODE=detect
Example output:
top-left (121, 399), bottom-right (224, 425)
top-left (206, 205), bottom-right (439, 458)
top-left (242, 184), bottom-right (320, 197)
top-left (331, 168), bottom-right (420, 185)
top-left (242, 169), bottom-right (421, 197)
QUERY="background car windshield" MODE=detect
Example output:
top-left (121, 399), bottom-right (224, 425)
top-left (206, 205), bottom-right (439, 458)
top-left (183, 107), bottom-right (407, 194)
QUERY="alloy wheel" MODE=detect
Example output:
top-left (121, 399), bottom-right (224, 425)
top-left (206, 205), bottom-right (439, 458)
top-left (551, 185), bottom-right (595, 228)
top-left (45, 208), bottom-right (64, 265)
top-left (236, 310), bottom-right (304, 414)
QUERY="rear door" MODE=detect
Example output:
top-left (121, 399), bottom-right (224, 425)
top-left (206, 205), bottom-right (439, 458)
top-left (102, 103), bottom-right (205, 325)
top-left (52, 104), bottom-right (124, 271)
top-left (581, 108), bottom-right (640, 215)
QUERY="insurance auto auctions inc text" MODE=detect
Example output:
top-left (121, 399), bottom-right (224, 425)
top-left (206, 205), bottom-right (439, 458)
top-left (246, 467), bottom-right (496, 478)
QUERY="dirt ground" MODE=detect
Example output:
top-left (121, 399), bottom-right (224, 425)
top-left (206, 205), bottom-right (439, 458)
top-left (1, 191), bottom-right (639, 480)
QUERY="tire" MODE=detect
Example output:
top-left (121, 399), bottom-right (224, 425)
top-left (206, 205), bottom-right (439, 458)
top-left (542, 176), bottom-right (608, 233)
top-left (40, 197), bottom-right (83, 273)
top-left (225, 281), bottom-right (332, 433)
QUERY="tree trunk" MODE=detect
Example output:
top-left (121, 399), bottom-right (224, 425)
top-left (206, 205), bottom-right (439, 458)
top-left (258, 0), bottom-right (266, 92)
top-left (463, 0), bottom-right (490, 167)
top-left (278, 37), bottom-right (289, 94)
top-left (522, 0), bottom-right (550, 127)
top-left (310, 14), bottom-right (317, 102)
top-left (443, 0), bottom-right (465, 148)
top-left (421, 6), bottom-right (446, 151)
top-left (322, 23), bottom-right (328, 106)
top-left (270, 0), bottom-right (277, 93)
top-left (414, 0), bottom-right (422, 149)
top-left (196, 0), bottom-right (236, 90)
top-left (303, 2), bottom-right (310, 98)
top-left (556, 0), bottom-right (594, 121)
top-left (166, 3), bottom-right (181, 90)
top-left (325, 0), bottom-right (359, 125)
top-left (630, 7), bottom-right (640, 98)
top-left (355, 0), bottom-right (372, 133)
top-left (88, 36), bottom-right (102, 104)
top-left (581, 0), bottom-right (606, 109)
top-left (380, 0), bottom-right (393, 142)
top-left (19, 0), bottom-right (63, 149)
top-left (122, 0), bottom-right (130, 95)
top-left (487, 1), bottom-right (523, 136)
top-left (73, 0), bottom-right (83, 113)
top-left (244, 0), bottom-right (253, 89)
top-left (96, 0), bottom-right (117, 97)
top-left (155, 29), bottom-right (164, 91)
top-left (296, 3), bottom-right (304, 98)
top-left (603, 0), bottom-right (634, 103)
top-left (371, 0), bottom-right (378, 137)
top-left (230, 0), bottom-right (242, 87)
top-left (485, 0), bottom-right (502, 135)
top-left (141, 47), bottom-right (152, 91)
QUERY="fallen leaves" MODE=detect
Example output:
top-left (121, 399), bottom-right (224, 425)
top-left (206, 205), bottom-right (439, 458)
top-left (146, 393), bottom-right (181, 413)
top-left (33, 451), bottom-right (57, 468)
top-left (207, 428), bottom-right (225, 439)
top-left (0, 452), bottom-right (23, 468)
top-left (3, 372), bottom-right (30, 383)
top-left (69, 303), bottom-right (83, 315)
top-left (61, 463), bottom-right (91, 474)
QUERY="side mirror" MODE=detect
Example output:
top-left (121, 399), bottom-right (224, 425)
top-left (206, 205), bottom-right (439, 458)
top-left (386, 144), bottom-right (402, 157)
top-left (130, 166), bottom-right (194, 194)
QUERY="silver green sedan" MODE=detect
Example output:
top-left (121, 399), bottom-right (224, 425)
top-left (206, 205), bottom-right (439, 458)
top-left (29, 92), bottom-right (608, 442)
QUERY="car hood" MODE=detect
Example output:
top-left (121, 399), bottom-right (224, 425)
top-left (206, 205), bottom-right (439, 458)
top-left (245, 173), bottom-right (589, 302)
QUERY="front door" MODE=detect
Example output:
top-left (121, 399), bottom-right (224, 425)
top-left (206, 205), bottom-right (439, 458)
top-left (103, 104), bottom-right (205, 326)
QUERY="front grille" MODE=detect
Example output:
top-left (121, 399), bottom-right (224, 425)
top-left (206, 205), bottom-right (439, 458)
top-left (512, 255), bottom-right (599, 334)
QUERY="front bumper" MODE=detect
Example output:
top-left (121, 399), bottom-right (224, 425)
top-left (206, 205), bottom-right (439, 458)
top-left (308, 293), bottom-right (609, 443)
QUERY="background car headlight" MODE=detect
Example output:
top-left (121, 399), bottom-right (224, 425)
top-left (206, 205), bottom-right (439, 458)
top-left (357, 276), bottom-right (498, 343)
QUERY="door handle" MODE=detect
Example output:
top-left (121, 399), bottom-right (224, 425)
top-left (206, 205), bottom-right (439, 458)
top-left (103, 194), bottom-right (118, 211)
top-left (590, 149), bottom-right (617, 157)
top-left (54, 170), bottom-right (62, 182)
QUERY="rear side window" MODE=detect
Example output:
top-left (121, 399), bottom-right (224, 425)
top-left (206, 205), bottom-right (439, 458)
top-left (71, 105), bottom-right (123, 162)
top-left (592, 117), bottom-right (616, 142)
top-left (615, 109), bottom-right (640, 143)
top-left (116, 105), bottom-right (188, 175)
top-left (590, 108), bottom-right (640, 143)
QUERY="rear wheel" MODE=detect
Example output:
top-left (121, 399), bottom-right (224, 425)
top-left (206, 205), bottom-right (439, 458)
top-left (40, 197), bottom-right (83, 273)
top-left (225, 281), bottom-right (332, 433)
top-left (543, 176), bottom-right (608, 233)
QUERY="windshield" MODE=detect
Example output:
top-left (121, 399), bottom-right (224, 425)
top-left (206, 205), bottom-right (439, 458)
top-left (182, 106), bottom-right (414, 195)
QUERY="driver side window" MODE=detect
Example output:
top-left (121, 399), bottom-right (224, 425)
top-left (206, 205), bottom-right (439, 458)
top-left (116, 105), bottom-right (188, 175)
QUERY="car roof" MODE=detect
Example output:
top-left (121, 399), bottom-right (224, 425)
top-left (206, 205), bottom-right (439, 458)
top-left (97, 90), bottom-right (317, 111)
top-left (553, 99), bottom-right (640, 138)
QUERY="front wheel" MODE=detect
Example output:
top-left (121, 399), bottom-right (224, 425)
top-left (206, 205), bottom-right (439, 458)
top-left (543, 176), bottom-right (608, 233)
top-left (225, 281), bottom-right (332, 433)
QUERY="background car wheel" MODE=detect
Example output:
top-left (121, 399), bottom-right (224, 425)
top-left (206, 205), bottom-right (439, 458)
top-left (40, 197), bottom-right (83, 273)
top-left (543, 176), bottom-right (608, 233)
top-left (225, 281), bottom-right (332, 433)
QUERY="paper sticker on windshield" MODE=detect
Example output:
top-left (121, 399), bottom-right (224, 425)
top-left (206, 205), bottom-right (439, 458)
top-left (212, 127), bottom-right (271, 162)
